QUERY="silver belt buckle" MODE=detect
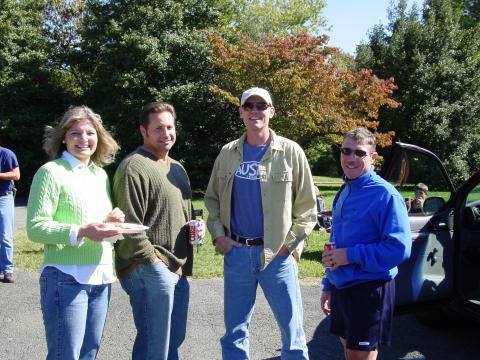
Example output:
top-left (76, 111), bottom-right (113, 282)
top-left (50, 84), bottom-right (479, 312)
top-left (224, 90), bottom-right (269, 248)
top-left (245, 238), bottom-right (254, 246)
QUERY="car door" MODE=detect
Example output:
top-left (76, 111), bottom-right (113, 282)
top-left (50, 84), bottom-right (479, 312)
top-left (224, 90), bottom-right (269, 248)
top-left (449, 170), bottom-right (480, 320)
top-left (380, 143), bottom-right (456, 306)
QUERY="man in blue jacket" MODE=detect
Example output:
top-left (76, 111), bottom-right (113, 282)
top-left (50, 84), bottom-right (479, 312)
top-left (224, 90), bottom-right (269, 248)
top-left (321, 127), bottom-right (411, 360)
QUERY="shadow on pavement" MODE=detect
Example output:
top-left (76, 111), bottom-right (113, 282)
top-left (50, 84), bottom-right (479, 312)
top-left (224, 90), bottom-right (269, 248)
top-left (307, 318), bottom-right (343, 360)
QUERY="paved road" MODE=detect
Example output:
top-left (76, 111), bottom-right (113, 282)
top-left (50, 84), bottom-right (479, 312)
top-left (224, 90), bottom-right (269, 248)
top-left (3, 203), bottom-right (480, 359)
top-left (13, 197), bottom-right (27, 231)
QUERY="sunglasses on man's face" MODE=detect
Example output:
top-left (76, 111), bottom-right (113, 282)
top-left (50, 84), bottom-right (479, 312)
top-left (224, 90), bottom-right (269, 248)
top-left (340, 147), bottom-right (369, 158)
top-left (242, 102), bottom-right (270, 111)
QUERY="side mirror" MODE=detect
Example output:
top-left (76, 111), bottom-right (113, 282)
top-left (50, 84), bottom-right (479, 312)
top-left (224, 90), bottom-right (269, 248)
top-left (423, 196), bottom-right (446, 214)
top-left (316, 195), bottom-right (332, 230)
top-left (463, 206), bottom-right (480, 229)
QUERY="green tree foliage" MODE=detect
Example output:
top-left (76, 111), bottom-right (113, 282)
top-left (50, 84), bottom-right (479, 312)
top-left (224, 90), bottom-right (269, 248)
top-left (0, 0), bottom-right (231, 190)
top-left (6, 0), bottom-right (453, 191)
top-left (79, 0), bottom-right (227, 186)
top-left (0, 0), bottom-right (78, 194)
top-left (42, 0), bottom-right (88, 97)
top-left (218, 0), bottom-right (327, 39)
top-left (356, 0), bottom-right (480, 185)
top-left (451, 0), bottom-right (480, 28)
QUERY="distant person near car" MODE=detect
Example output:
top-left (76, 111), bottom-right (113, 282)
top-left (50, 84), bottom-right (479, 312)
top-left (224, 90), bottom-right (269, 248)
top-left (27, 105), bottom-right (124, 360)
top-left (406, 182), bottom-right (429, 214)
top-left (320, 127), bottom-right (411, 360)
top-left (113, 102), bottom-right (205, 360)
top-left (0, 145), bottom-right (20, 283)
top-left (205, 87), bottom-right (317, 359)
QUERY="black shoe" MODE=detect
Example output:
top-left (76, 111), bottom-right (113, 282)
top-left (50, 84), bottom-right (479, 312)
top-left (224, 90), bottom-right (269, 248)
top-left (0, 272), bottom-right (3, 281)
top-left (3, 273), bottom-right (14, 283)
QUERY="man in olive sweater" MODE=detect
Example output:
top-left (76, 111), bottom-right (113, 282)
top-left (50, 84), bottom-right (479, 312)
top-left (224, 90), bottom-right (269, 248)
top-left (113, 102), bottom-right (204, 360)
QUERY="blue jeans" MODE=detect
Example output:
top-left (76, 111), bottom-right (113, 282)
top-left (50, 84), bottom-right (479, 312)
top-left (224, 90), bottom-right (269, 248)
top-left (0, 194), bottom-right (14, 274)
top-left (39, 266), bottom-right (112, 360)
top-left (222, 246), bottom-right (309, 360)
top-left (119, 261), bottom-right (190, 360)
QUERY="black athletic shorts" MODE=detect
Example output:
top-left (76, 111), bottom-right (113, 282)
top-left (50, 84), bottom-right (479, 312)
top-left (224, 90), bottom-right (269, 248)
top-left (330, 279), bottom-right (395, 351)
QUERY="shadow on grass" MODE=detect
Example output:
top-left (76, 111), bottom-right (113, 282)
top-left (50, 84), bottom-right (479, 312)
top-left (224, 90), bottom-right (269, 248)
top-left (192, 189), bottom-right (206, 199)
top-left (301, 249), bottom-right (323, 262)
top-left (19, 249), bottom-right (44, 255)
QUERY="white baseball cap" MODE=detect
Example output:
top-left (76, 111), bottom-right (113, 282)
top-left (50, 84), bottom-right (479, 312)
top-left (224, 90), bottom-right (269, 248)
top-left (240, 87), bottom-right (273, 106)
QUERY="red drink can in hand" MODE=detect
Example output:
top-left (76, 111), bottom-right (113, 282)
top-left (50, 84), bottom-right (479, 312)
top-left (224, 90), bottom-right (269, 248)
top-left (324, 241), bottom-right (336, 269)
top-left (188, 220), bottom-right (202, 245)
top-left (324, 241), bottom-right (335, 251)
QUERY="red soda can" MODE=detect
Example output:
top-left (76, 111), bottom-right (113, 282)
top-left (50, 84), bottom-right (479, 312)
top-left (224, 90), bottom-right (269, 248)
top-left (188, 220), bottom-right (202, 245)
top-left (324, 241), bottom-right (335, 251)
top-left (324, 241), bottom-right (336, 268)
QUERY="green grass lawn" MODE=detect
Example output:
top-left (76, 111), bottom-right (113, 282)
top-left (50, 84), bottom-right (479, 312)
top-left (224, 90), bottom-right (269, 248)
top-left (313, 175), bottom-right (344, 209)
top-left (14, 226), bottom-right (330, 279)
top-left (15, 190), bottom-right (338, 278)
top-left (13, 229), bottom-right (43, 272)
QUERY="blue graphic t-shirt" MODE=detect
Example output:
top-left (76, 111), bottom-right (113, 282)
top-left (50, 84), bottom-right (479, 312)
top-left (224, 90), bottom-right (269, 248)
top-left (231, 142), bottom-right (269, 238)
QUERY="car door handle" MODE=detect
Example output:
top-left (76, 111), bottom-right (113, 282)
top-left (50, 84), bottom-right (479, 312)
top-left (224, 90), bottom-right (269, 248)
top-left (427, 222), bottom-right (449, 231)
top-left (427, 248), bottom-right (439, 266)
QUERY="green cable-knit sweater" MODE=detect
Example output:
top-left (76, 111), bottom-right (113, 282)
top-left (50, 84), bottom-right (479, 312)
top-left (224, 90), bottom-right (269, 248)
top-left (113, 147), bottom-right (193, 275)
top-left (27, 159), bottom-right (114, 265)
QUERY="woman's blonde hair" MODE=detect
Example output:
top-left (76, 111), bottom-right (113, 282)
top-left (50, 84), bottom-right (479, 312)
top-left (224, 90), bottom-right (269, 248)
top-left (43, 105), bottom-right (120, 166)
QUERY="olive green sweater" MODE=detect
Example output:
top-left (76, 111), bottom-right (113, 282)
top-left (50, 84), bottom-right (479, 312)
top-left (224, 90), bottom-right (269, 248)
top-left (113, 147), bottom-right (193, 275)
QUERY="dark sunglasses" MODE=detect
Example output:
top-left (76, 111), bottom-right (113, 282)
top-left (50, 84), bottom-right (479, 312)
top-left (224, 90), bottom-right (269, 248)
top-left (340, 147), bottom-right (369, 158)
top-left (242, 102), bottom-right (270, 111)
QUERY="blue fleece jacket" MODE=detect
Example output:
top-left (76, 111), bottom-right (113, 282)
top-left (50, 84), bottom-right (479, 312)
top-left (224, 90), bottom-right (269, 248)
top-left (322, 168), bottom-right (411, 291)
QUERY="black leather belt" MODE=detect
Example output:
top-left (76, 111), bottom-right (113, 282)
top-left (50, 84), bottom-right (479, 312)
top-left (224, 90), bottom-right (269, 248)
top-left (0, 191), bottom-right (13, 197)
top-left (231, 234), bottom-right (264, 246)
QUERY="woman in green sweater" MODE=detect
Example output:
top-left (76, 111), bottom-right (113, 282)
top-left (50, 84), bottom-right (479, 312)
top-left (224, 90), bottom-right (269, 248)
top-left (27, 105), bottom-right (123, 360)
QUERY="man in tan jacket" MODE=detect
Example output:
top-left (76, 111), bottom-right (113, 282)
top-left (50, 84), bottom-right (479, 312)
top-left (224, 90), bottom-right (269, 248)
top-left (205, 87), bottom-right (317, 359)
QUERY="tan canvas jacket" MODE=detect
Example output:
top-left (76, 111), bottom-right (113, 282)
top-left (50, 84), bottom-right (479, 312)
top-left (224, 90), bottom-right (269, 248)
top-left (205, 130), bottom-right (317, 269)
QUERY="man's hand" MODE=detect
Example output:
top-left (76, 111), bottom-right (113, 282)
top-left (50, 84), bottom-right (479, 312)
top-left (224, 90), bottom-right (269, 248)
top-left (214, 236), bottom-right (242, 254)
top-left (322, 248), bottom-right (349, 270)
top-left (277, 245), bottom-right (290, 256)
top-left (0, 166), bottom-right (20, 181)
top-left (321, 291), bottom-right (332, 315)
top-left (106, 207), bottom-right (125, 223)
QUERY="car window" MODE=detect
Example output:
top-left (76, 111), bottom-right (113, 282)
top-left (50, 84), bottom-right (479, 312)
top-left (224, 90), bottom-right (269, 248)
top-left (466, 184), bottom-right (480, 207)
top-left (383, 150), bottom-right (452, 216)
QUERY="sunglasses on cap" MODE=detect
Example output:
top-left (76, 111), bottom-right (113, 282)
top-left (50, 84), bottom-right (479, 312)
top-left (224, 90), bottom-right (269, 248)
top-left (340, 147), bottom-right (370, 158)
top-left (242, 102), bottom-right (270, 111)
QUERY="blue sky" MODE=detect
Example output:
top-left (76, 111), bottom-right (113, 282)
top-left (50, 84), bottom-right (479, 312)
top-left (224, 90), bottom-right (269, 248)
top-left (323, 0), bottom-right (421, 55)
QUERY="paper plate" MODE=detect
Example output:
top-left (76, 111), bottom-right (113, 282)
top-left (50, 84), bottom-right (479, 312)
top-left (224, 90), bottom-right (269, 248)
top-left (106, 223), bottom-right (149, 234)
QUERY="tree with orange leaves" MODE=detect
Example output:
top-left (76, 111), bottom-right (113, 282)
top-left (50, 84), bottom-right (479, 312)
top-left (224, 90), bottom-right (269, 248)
top-left (209, 32), bottom-right (399, 152)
